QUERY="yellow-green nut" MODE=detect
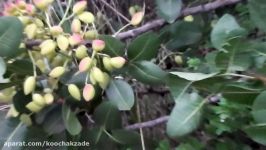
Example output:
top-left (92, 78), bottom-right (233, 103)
top-left (174, 55), bottom-right (183, 65)
top-left (84, 30), bottom-right (98, 40)
top-left (184, 15), bottom-right (194, 22)
top-left (18, 16), bottom-right (31, 25)
top-left (130, 11), bottom-right (144, 26)
top-left (40, 39), bottom-right (56, 55)
top-left (6, 105), bottom-right (19, 118)
top-left (25, 23), bottom-right (37, 39)
top-left (92, 39), bottom-right (105, 52)
top-left (68, 84), bottom-right (81, 101)
top-left (57, 35), bottom-right (69, 51)
top-left (89, 73), bottom-right (96, 85)
top-left (49, 66), bottom-right (65, 78)
top-left (82, 84), bottom-right (95, 101)
top-left (26, 101), bottom-right (43, 113)
top-left (103, 57), bottom-right (114, 71)
top-left (33, 0), bottom-right (54, 10)
top-left (23, 76), bottom-right (36, 95)
top-left (36, 59), bottom-right (46, 73)
top-left (71, 18), bottom-right (81, 33)
top-left (50, 26), bottom-right (63, 36)
top-left (75, 45), bottom-right (88, 59)
top-left (110, 57), bottom-right (126, 69)
top-left (32, 93), bottom-right (46, 107)
top-left (78, 11), bottom-right (95, 24)
top-left (73, 0), bottom-right (87, 14)
top-left (34, 18), bottom-right (44, 27)
top-left (78, 57), bottom-right (92, 72)
top-left (129, 6), bottom-right (136, 16)
top-left (91, 67), bottom-right (104, 83)
top-left (99, 72), bottom-right (110, 89)
top-left (44, 93), bottom-right (54, 105)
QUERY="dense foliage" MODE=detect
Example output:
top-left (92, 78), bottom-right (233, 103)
top-left (1, 0), bottom-right (266, 149)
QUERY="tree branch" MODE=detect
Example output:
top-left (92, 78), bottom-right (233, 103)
top-left (126, 116), bottom-right (169, 130)
top-left (116, 0), bottom-right (243, 40)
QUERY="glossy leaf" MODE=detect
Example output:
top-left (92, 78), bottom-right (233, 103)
top-left (127, 32), bottom-right (160, 61)
top-left (128, 61), bottom-right (167, 85)
top-left (111, 129), bottom-right (141, 145)
top-left (106, 80), bottom-right (134, 110)
top-left (156, 0), bottom-right (182, 23)
top-left (167, 93), bottom-right (204, 137)
top-left (244, 125), bottom-right (266, 146)
top-left (7, 59), bottom-right (34, 75)
top-left (211, 14), bottom-right (246, 51)
top-left (248, 0), bottom-right (266, 32)
top-left (0, 16), bottom-right (23, 57)
top-left (252, 91), bottom-right (266, 123)
top-left (62, 104), bottom-right (82, 136)
top-left (100, 35), bottom-right (125, 56)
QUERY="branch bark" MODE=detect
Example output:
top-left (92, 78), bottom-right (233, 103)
top-left (126, 116), bottom-right (169, 130)
top-left (116, 0), bottom-right (243, 40)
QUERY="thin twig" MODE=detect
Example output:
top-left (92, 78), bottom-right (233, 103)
top-left (126, 116), bottom-right (170, 130)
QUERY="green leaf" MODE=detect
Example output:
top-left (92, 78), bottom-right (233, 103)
top-left (127, 32), bottom-right (160, 61)
top-left (62, 104), bottom-right (82, 136)
top-left (93, 101), bottom-right (122, 130)
top-left (166, 93), bottom-right (204, 137)
top-left (248, 0), bottom-right (266, 32)
top-left (13, 91), bottom-right (31, 114)
top-left (170, 72), bottom-right (218, 81)
top-left (211, 14), bottom-right (246, 51)
top-left (156, 0), bottom-right (182, 23)
top-left (106, 80), bottom-right (135, 110)
top-left (128, 61), bottom-right (167, 85)
top-left (0, 16), bottom-right (23, 57)
top-left (99, 35), bottom-right (125, 57)
top-left (252, 91), bottom-right (266, 123)
top-left (7, 59), bottom-right (34, 75)
top-left (244, 125), bottom-right (266, 146)
top-left (164, 21), bottom-right (202, 50)
top-left (111, 129), bottom-right (141, 145)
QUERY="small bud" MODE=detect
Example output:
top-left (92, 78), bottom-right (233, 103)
top-left (184, 15), bottom-right (194, 22)
top-left (84, 30), bottom-right (98, 40)
top-left (69, 33), bottom-right (83, 46)
top-left (78, 11), bottom-right (95, 24)
top-left (73, 1), bottom-right (87, 14)
top-left (33, 0), bottom-right (54, 10)
top-left (99, 72), bottom-right (110, 89)
top-left (75, 45), bottom-right (88, 59)
top-left (91, 67), bottom-right (104, 83)
top-left (25, 24), bottom-right (37, 39)
top-left (110, 57), bottom-right (126, 69)
top-left (18, 16), bottom-right (31, 25)
top-left (50, 26), bottom-right (63, 36)
top-left (174, 55), bottom-right (183, 65)
top-left (82, 84), bottom-right (95, 101)
top-left (57, 35), bottom-right (69, 51)
top-left (92, 40), bottom-right (105, 52)
top-left (78, 57), bottom-right (92, 72)
top-left (49, 66), bottom-right (65, 78)
top-left (68, 84), bottom-right (81, 100)
top-left (44, 93), bottom-right (54, 105)
top-left (40, 39), bottom-right (56, 55)
top-left (26, 102), bottom-right (43, 113)
top-left (103, 57), bottom-right (114, 71)
top-left (89, 73), bottom-right (96, 85)
top-left (129, 6), bottom-right (136, 16)
top-left (71, 18), bottom-right (81, 33)
top-left (20, 114), bottom-right (32, 126)
top-left (23, 76), bottom-right (36, 95)
top-left (32, 93), bottom-right (46, 107)
top-left (130, 11), bottom-right (144, 26)
top-left (16, 0), bottom-right (27, 9)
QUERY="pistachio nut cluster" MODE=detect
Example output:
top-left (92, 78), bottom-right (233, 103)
top-left (2, 0), bottom-right (127, 114)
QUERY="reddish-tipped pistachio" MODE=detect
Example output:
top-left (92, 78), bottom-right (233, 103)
top-left (16, 0), bottom-right (27, 9)
top-left (50, 26), bottom-right (63, 36)
top-left (26, 102), bottom-right (43, 113)
top-left (32, 93), bottom-right (46, 107)
top-left (75, 45), bottom-right (88, 59)
top-left (130, 11), bottom-right (144, 26)
top-left (57, 35), bottom-right (69, 51)
top-left (23, 76), bottom-right (36, 95)
top-left (73, 1), bottom-right (87, 14)
top-left (69, 33), bottom-right (83, 46)
top-left (92, 40), bottom-right (105, 52)
top-left (79, 57), bottom-right (92, 72)
top-left (68, 84), bottom-right (81, 101)
top-left (110, 57), bottom-right (126, 69)
top-left (26, 4), bottom-right (36, 15)
top-left (71, 18), bottom-right (81, 33)
top-left (78, 11), bottom-right (95, 24)
top-left (91, 67), bottom-right (104, 83)
top-left (99, 72), bottom-right (110, 89)
top-left (84, 30), bottom-right (98, 40)
top-left (103, 57), bottom-right (114, 71)
top-left (40, 39), bottom-right (56, 55)
top-left (49, 66), bottom-right (65, 78)
top-left (44, 93), bottom-right (54, 105)
top-left (82, 84), bottom-right (95, 101)
top-left (25, 24), bottom-right (37, 39)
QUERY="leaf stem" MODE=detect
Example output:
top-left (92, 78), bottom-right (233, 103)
top-left (113, 23), bottom-right (131, 37)
top-left (59, 0), bottom-right (73, 26)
